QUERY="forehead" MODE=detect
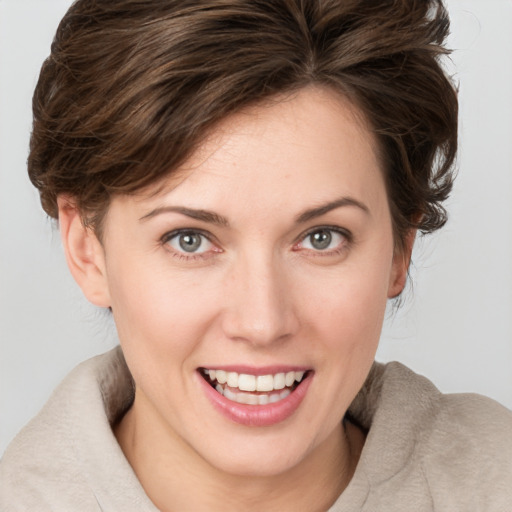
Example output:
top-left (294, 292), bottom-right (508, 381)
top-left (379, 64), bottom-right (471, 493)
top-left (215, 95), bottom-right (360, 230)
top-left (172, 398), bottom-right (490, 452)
top-left (120, 86), bottom-right (387, 220)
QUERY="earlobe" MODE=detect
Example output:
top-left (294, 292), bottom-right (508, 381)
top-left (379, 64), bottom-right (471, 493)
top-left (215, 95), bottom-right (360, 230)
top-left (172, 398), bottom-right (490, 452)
top-left (388, 229), bottom-right (416, 299)
top-left (57, 197), bottom-right (111, 308)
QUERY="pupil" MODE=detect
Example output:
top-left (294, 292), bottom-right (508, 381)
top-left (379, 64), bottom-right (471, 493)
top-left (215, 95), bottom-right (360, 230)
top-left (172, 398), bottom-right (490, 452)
top-left (179, 233), bottom-right (201, 252)
top-left (311, 230), bottom-right (331, 250)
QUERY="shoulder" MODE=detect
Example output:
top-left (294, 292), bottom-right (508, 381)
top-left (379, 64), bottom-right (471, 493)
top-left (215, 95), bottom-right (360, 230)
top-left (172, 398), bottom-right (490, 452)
top-left (431, 390), bottom-right (512, 446)
top-left (382, 362), bottom-right (512, 510)
top-left (352, 362), bottom-right (512, 511)
top-left (0, 347), bottom-right (142, 511)
top-left (420, 390), bottom-right (512, 509)
top-left (372, 361), bottom-right (512, 446)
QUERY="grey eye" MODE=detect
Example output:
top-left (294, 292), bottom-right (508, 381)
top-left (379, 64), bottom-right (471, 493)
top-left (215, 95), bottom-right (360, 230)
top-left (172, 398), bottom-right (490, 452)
top-left (179, 233), bottom-right (203, 252)
top-left (166, 231), bottom-right (213, 254)
top-left (309, 230), bottom-right (333, 250)
top-left (300, 228), bottom-right (346, 252)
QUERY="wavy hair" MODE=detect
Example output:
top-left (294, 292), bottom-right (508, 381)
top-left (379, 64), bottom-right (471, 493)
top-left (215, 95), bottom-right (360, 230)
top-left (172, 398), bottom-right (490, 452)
top-left (28, 0), bottom-right (458, 249)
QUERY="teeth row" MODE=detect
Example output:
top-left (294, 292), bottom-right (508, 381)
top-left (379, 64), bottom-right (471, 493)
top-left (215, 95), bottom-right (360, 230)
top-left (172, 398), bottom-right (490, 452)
top-left (215, 384), bottom-right (291, 405)
top-left (204, 369), bottom-right (305, 392)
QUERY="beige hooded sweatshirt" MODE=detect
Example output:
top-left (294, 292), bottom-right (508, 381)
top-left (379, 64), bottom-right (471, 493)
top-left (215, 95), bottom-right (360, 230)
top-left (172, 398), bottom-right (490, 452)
top-left (1, 347), bottom-right (511, 511)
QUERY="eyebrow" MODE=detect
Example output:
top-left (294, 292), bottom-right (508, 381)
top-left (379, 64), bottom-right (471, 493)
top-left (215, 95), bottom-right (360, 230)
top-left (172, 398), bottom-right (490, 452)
top-left (295, 196), bottom-right (370, 223)
top-left (139, 206), bottom-right (230, 226)
top-left (139, 196), bottom-right (369, 226)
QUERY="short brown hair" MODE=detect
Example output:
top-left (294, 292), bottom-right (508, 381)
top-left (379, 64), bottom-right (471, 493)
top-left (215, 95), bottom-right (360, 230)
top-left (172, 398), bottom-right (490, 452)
top-left (28, 0), bottom-right (458, 249)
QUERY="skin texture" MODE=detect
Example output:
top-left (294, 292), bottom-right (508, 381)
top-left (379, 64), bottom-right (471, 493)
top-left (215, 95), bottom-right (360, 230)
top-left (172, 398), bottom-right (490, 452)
top-left (58, 87), bottom-right (412, 512)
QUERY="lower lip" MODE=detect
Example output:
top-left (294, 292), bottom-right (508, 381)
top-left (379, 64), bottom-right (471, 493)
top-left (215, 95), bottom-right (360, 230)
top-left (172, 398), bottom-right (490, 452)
top-left (198, 372), bottom-right (313, 427)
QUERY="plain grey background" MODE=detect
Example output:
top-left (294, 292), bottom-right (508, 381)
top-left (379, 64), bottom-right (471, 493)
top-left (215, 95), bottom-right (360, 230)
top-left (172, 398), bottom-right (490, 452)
top-left (1, 0), bottom-right (511, 456)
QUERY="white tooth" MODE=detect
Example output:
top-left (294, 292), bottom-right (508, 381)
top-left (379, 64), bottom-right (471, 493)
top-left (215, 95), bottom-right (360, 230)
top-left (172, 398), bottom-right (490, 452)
top-left (244, 393), bottom-right (259, 405)
top-left (295, 371), bottom-right (305, 382)
top-left (285, 371), bottom-right (295, 387)
top-left (215, 384), bottom-right (224, 395)
top-left (224, 387), bottom-right (237, 401)
top-left (227, 372), bottom-right (238, 388)
top-left (256, 374), bottom-right (274, 392)
top-left (209, 369), bottom-right (216, 381)
top-left (235, 392), bottom-right (257, 405)
top-left (235, 393), bottom-right (249, 404)
top-left (258, 394), bottom-right (270, 405)
top-left (273, 373), bottom-right (285, 390)
top-left (269, 393), bottom-right (281, 403)
top-left (280, 389), bottom-right (291, 400)
top-left (216, 370), bottom-right (227, 384)
top-left (238, 374), bottom-right (256, 392)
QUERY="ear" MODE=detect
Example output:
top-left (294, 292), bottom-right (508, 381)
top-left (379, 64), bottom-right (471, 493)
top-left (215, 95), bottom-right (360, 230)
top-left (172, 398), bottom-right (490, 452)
top-left (57, 196), bottom-right (111, 308)
top-left (388, 228), bottom-right (416, 299)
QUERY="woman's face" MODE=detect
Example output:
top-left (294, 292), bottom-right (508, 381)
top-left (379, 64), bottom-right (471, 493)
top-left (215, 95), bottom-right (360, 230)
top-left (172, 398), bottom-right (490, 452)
top-left (80, 87), bottom-right (408, 477)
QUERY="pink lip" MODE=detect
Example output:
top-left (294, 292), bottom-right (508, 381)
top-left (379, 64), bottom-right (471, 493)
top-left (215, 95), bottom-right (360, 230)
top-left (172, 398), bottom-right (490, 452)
top-left (201, 365), bottom-right (310, 375)
top-left (197, 370), bottom-right (313, 427)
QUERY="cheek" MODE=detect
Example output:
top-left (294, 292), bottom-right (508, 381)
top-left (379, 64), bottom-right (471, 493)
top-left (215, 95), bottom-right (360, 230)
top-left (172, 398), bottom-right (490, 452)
top-left (299, 255), bottom-right (392, 340)
top-left (105, 263), bottom-right (221, 407)
top-left (291, 268), bottom-right (388, 444)
top-left (305, 287), bottom-right (385, 376)
top-left (107, 259), bottom-right (221, 356)
top-left (294, 249), bottom-right (392, 407)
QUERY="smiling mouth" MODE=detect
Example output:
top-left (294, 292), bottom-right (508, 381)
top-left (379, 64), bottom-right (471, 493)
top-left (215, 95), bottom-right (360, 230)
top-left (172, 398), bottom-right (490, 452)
top-left (200, 368), bottom-right (309, 405)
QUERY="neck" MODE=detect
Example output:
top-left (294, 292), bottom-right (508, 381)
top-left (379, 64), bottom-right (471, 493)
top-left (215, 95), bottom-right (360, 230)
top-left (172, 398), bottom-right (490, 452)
top-left (115, 392), bottom-right (365, 512)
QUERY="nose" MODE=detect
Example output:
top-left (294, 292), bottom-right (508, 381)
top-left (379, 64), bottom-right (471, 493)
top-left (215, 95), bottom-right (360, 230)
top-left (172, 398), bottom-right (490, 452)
top-left (221, 252), bottom-right (299, 347)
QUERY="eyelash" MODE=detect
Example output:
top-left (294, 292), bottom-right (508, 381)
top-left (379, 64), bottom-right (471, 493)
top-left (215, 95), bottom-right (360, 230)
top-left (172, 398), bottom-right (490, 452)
top-left (160, 229), bottom-right (220, 261)
top-left (292, 226), bottom-right (352, 257)
top-left (160, 226), bottom-right (352, 261)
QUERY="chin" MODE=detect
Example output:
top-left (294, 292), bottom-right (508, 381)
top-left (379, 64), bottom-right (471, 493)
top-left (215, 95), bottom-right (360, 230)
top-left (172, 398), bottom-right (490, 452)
top-left (206, 446), bottom-right (308, 479)
top-left (192, 423), bottom-right (328, 480)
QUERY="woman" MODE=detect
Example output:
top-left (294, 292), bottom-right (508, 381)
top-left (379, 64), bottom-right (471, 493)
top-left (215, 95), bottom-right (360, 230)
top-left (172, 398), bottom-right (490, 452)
top-left (1, 1), bottom-right (511, 510)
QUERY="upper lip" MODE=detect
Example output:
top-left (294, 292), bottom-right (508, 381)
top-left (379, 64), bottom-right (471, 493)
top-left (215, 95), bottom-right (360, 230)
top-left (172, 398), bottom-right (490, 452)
top-left (198, 365), bottom-right (311, 376)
